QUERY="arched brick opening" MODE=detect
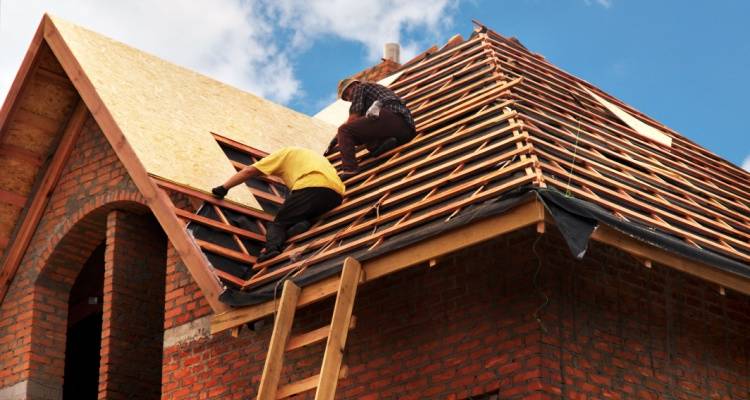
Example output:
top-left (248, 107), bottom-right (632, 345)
top-left (27, 196), bottom-right (167, 399)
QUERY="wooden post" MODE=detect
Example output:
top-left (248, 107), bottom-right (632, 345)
top-left (256, 280), bottom-right (301, 400)
top-left (314, 257), bottom-right (361, 400)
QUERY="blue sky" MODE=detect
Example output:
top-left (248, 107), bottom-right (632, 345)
top-left (287, 0), bottom-right (750, 169)
top-left (1, 0), bottom-right (748, 169)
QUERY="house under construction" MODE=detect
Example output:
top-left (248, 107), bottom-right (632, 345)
top-left (0, 14), bottom-right (749, 400)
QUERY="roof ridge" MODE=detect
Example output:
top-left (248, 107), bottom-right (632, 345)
top-left (476, 31), bottom-right (545, 189)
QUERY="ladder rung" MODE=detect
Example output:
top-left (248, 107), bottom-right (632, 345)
top-left (275, 366), bottom-right (349, 399)
top-left (285, 316), bottom-right (357, 352)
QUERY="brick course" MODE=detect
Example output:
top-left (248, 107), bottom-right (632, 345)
top-left (98, 210), bottom-right (166, 399)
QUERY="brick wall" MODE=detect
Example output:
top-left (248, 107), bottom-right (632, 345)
top-left (99, 210), bottom-right (166, 399)
top-left (162, 228), bottom-right (750, 400)
top-left (0, 113), bottom-right (156, 399)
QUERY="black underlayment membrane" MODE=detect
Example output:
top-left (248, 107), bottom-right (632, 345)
top-left (207, 186), bottom-right (749, 307)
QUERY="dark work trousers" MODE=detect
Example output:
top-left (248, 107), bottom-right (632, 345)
top-left (264, 187), bottom-right (342, 252)
top-left (336, 109), bottom-right (414, 170)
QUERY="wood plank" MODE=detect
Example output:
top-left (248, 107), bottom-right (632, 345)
top-left (286, 316), bottom-right (357, 352)
top-left (154, 177), bottom-right (273, 222)
top-left (522, 110), bottom-right (750, 218)
top-left (543, 177), bottom-right (749, 261)
top-left (211, 199), bottom-right (543, 334)
top-left (256, 280), bottom-right (301, 400)
top-left (248, 164), bottom-right (535, 280)
top-left (276, 367), bottom-right (348, 399)
top-left (43, 16), bottom-right (230, 313)
top-left (195, 239), bottom-right (255, 264)
top-left (536, 145), bottom-right (748, 247)
top-left (0, 143), bottom-right (44, 167)
top-left (12, 107), bottom-right (62, 133)
top-left (590, 225), bottom-right (750, 296)
top-left (174, 207), bottom-right (265, 242)
top-left (315, 258), bottom-right (361, 400)
top-left (211, 132), bottom-right (269, 158)
top-left (0, 100), bottom-right (87, 303)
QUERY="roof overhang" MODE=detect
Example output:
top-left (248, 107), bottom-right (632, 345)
top-left (212, 193), bottom-right (750, 334)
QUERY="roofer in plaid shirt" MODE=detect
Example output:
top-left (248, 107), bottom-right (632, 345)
top-left (325, 78), bottom-right (416, 179)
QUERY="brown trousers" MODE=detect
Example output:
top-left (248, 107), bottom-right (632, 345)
top-left (336, 109), bottom-right (414, 169)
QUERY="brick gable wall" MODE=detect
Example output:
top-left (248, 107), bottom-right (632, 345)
top-left (0, 113), bottom-right (167, 399)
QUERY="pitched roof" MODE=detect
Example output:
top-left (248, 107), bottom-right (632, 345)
top-left (0, 15), bottom-right (331, 312)
top-left (185, 26), bottom-right (750, 319)
top-left (47, 15), bottom-right (336, 209)
top-left (2, 16), bottom-right (749, 323)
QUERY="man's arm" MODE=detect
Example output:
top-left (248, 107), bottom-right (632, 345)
top-left (212, 166), bottom-right (262, 198)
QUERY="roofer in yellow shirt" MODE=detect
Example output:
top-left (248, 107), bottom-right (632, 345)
top-left (212, 147), bottom-right (345, 262)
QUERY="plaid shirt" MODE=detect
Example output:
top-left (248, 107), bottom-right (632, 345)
top-left (349, 83), bottom-right (415, 132)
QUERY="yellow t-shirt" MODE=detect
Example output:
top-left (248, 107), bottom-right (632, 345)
top-left (253, 147), bottom-right (346, 195)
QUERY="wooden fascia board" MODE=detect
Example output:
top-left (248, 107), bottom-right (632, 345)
top-left (42, 15), bottom-right (230, 313)
top-left (0, 101), bottom-right (87, 303)
top-left (211, 199), bottom-right (546, 334)
top-left (590, 224), bottom-right (750, 296)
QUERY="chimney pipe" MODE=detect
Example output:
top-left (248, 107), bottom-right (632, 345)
top-left (383, 43), bottom-right (400, 64)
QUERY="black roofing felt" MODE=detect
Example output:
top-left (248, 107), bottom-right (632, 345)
top-left (215, 187), bottom-right (750, 307)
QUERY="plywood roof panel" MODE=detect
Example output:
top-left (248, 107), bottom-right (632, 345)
top-left (50, 15), bottom-right (336, 210)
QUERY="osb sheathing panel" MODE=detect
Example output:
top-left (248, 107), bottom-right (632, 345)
top-left (18, 76), bottom-right (76, 121)
top-left (2, 122), bottom-right (57, 155)
top-left (0, 157), bottom-right (39, 195)
top-left (51, 15), bottom-right (337, 209)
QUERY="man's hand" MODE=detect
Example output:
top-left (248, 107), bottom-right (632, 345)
top-left (211, 185), bottom-right (228, 199)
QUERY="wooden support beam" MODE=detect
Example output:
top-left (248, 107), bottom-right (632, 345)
top-left (195, 239), bottom-right (255, 264)
top-left (0, 100), bottom-right (87, 303)
top-left (256, 280), bottom-right (301, 400)
top-left (314, 257), bottom-right (361, 400)
top-left (211, 199), bottom-right (544, 334)
top-left (590, 225), bottom-right (750, 296)
top-left (174, 207), bottom-right (265, 242)
top-left (154, 177), bottom-right (273, 222)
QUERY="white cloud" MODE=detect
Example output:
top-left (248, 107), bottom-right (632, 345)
top-left (0, 0), bottom-right (300, 103)
top-left (0, 0), bottom-right (460, 106)
top-left (584, 0), bottom-right (613, 8)
top-left (742, 155), bottom-right (750, 172)
top-left (263, 0), bottom-right (458, 61)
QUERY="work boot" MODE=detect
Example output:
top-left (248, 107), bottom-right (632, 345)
top-left (286, 220), bottom-right (311, 238)
top-left (369, 137), bottom-right (398, 158)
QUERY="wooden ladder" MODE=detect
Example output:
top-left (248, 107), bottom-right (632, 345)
top-left (256, 257), bottom-right (362, 400)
